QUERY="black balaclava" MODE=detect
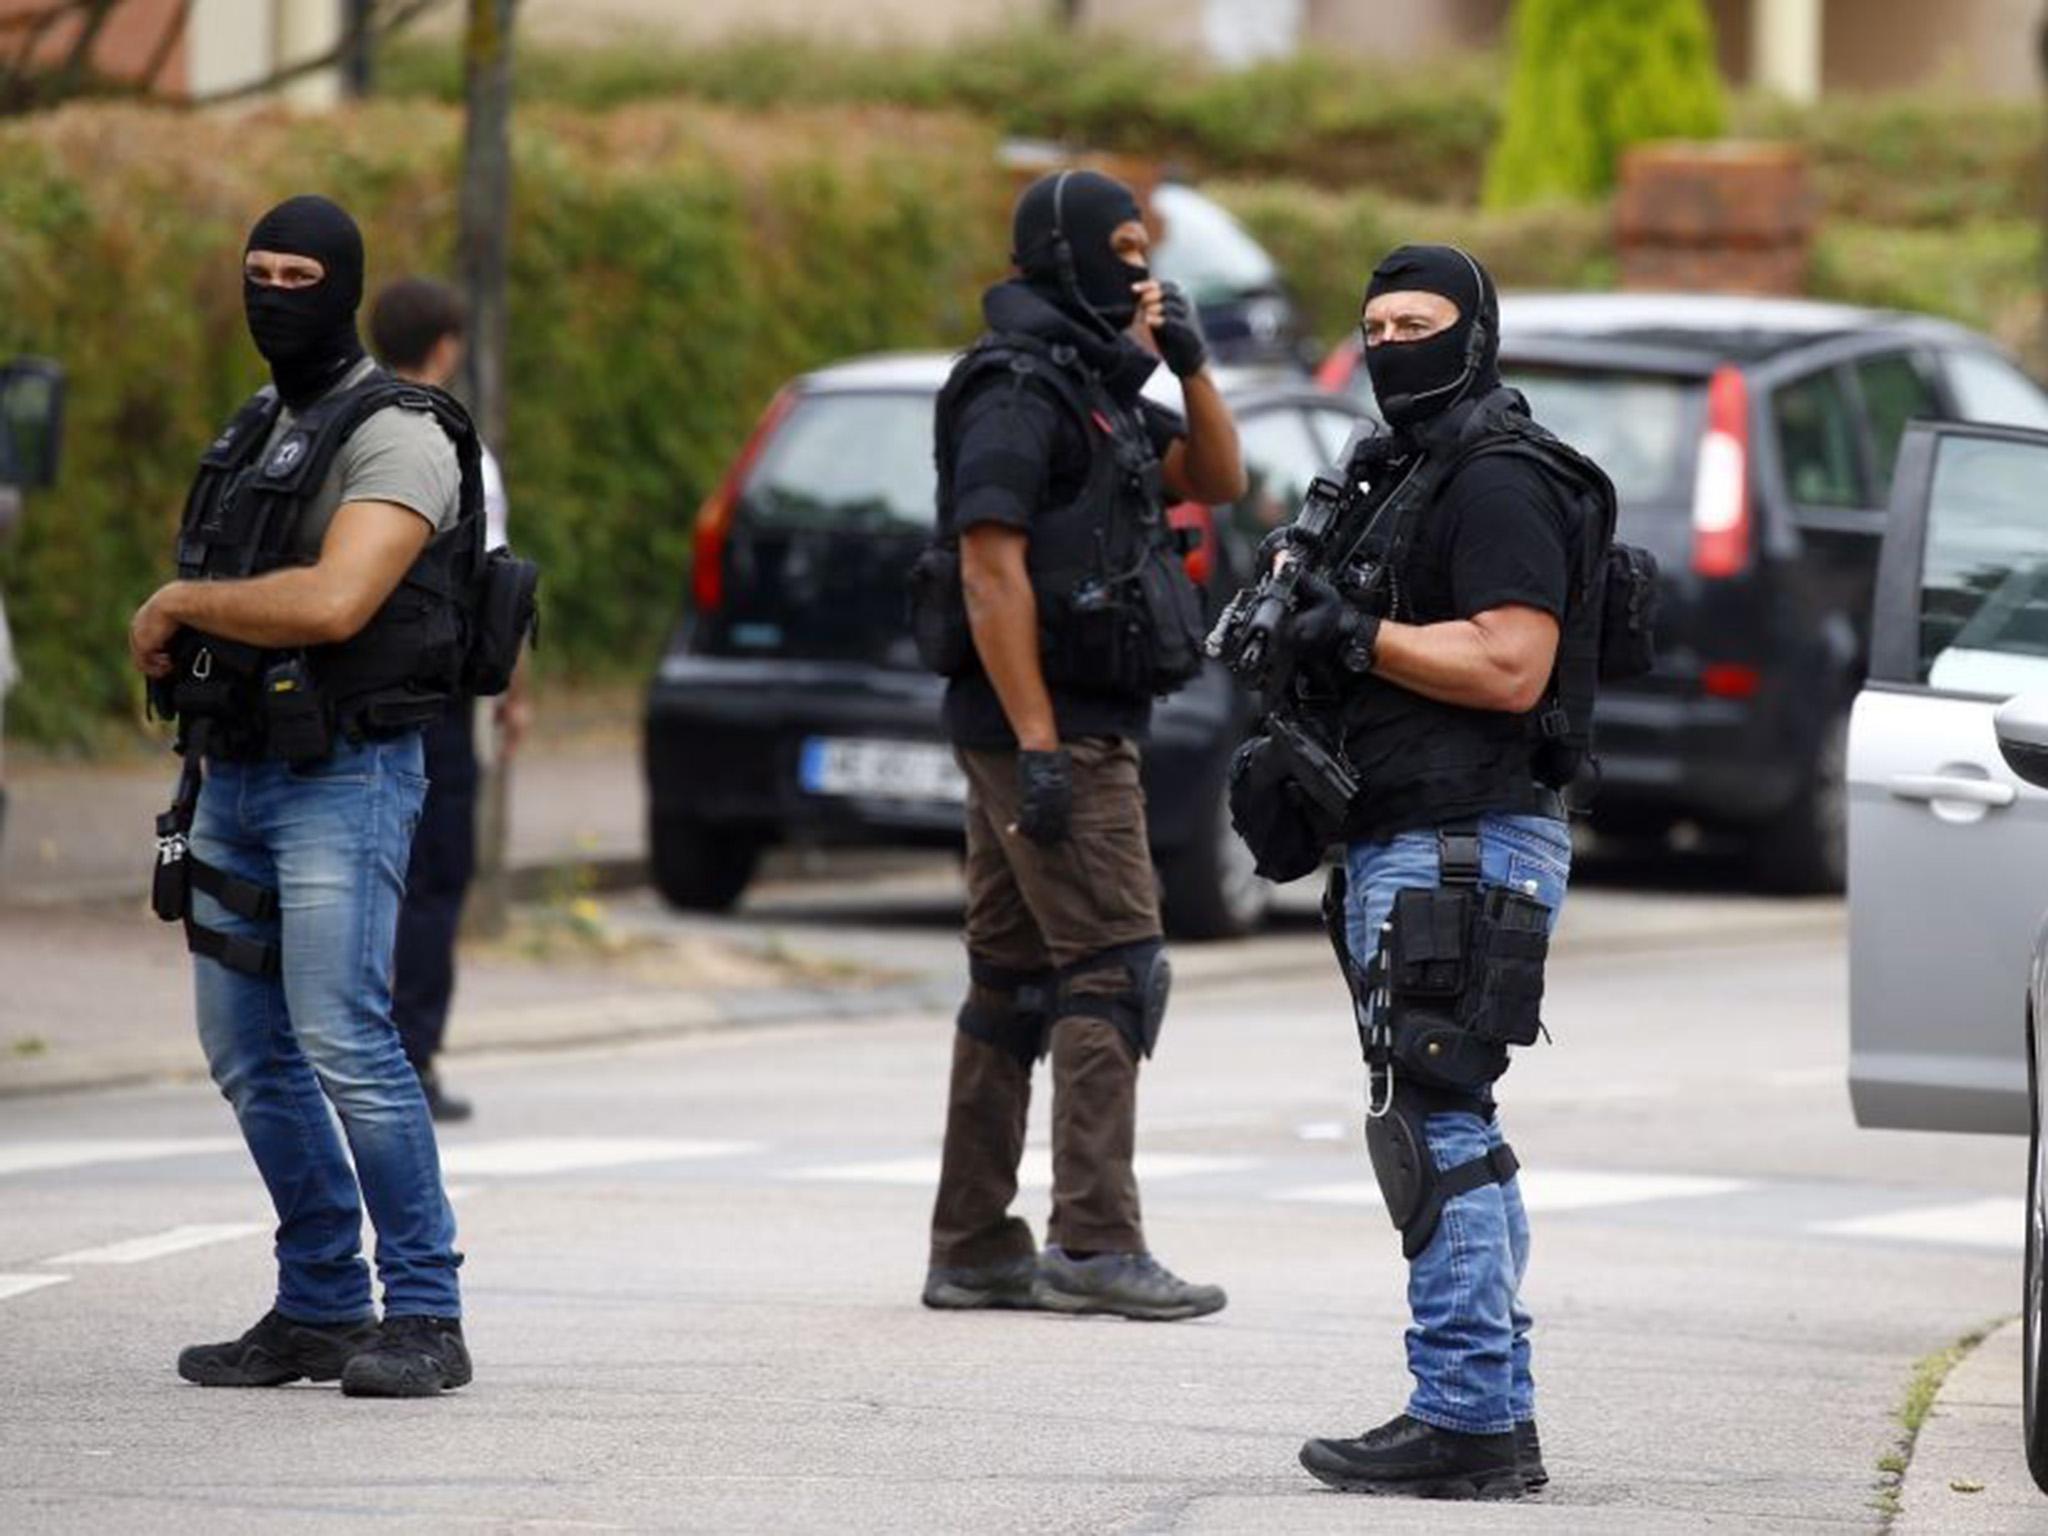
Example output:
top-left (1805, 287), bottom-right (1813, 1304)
top-left (243, 195), bottom-right (366, 410)
top-left (1012, 169), bottom-right (1148, 339)
top-left (1361, 244), bottom-right (1501, 432)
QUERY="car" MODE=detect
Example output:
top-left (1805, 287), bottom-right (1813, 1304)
top-left (1845, 415), bottom-right (2048, 1491)
top-left (1321, 294), bottom-right (2048, 890)
top-left (643, 352), bottom-right (1367, 937)
top-left (1147, 181), bottom-right (1307, 370)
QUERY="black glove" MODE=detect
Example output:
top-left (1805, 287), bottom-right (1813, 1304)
top-left (1013, 748), bottom-right (1073, 846)
top-left (1153, 281), bottom-right (1209, 379)
top-left (1282, 571), bottom-right (1379, 671)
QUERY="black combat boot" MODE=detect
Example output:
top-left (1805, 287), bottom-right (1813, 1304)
top-left (340, 1315), bottom-right (472, 1398)
top-left (417, 1065), bottom-right (473, 1124)
top-left (177, 1309), bottom-right (378, 1387)
top-left (1299, 1413), bottom-right (1523, 1500)
top-left (1517, 1418), bottom-right (1548, 1491)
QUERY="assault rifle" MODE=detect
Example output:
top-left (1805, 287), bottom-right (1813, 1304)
top-left (1205, 441), bottom-right (1426, 823)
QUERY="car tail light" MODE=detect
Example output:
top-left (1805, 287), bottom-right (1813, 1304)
top-left (692, 387), bottom-right (797, 615)
top-left (1691, 365), bottom-right (1750, 580)
top-left (1167, 501), bottom-right (1214, 587)
top-left (1314, 336), bottom-right (1363, 394)
top-left (1700, 663), bottom-right (1761, 700)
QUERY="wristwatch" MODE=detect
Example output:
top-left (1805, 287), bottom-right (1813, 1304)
top-left (1340, 613), bottom-right (1382, 676)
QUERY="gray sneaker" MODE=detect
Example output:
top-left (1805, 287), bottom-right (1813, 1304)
top-left (1032, 1246), bottom-right (1227, 1321)
top-left (921, 1254), bottom-right (1040, 1310)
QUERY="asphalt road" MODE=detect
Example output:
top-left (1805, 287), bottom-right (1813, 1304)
top-left (0, 868), bottom-right (2027, 1534)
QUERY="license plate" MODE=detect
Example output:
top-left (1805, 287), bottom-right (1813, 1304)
top-left (799, 737), bottom-right (967, 803)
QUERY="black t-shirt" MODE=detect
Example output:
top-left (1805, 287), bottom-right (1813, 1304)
top-left (1341, 450), bottom-right (1577, 841)
top-left (940, 372), bottom-right (1186, 749)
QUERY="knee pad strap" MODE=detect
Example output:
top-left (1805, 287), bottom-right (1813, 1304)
top-left (1054, 939), bottom-right (1170, 1059)
top-left (1365, 1095), bottom-right (1519, 1260)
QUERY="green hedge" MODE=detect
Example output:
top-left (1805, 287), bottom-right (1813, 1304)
top-left (0, 102), bottom-right (1009, 748)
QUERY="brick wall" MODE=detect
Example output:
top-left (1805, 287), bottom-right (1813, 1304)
top-left (1615, 142), bottom-right (1816, 296)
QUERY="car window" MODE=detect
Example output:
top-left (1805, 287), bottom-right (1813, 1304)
top-left (1149, 183), bottom-right (1281, 303)
top-left (1230, 407), bottom-right (1329, 543)
top-left (1917, 433), bottom-right (2048, 689)
top-left (1499, 366), bottom-right (1701, 508)
top-left (739, 391), bottom-right (936, 531)
top-left (1305, 404), bottom-right (1369, 462)
top-left (1945, 350), bottom-right (2048, 431)
top-left (1853, 352), bottom-right (1941, 496)
top-left (1773, 368), bottom-right (1867, 508)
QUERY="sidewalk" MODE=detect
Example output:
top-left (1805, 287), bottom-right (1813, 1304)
top-left (1, 728), bottom-right (645, 907)
top-left (1896, 1318), bottom-right (2042, 1533)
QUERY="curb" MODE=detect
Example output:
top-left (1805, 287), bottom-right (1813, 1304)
top-left (1893, 1318), bottom-right (2038, 1533)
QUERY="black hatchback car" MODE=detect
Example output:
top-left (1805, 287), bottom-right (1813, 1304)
top-left (644, 353), bottom-right (1367, 936)
top-left (1322, 293), bottom-right (2048, 889)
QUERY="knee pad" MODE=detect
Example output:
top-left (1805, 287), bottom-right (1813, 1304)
top-left (957, 959), bottom-right (1054, 1068)
top-left (1366, 1092), bottom-right (1520, 1261)
top-left (1055, 939), bottom-right (1170, 1059)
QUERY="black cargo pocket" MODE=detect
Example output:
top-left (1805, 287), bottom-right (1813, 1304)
top-left (1385, 887), bottom-right (1470, 1002)
top-left (1135, 547), bottom-right (1204, 695)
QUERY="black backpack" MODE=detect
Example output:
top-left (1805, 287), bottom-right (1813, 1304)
top-left (1453, 426), bottom-right (1658, 799)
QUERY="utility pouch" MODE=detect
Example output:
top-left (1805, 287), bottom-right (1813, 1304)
top-left (260, 656), bottom-right (331, 766)
top-left (151, 824), bottom-right (189, 923)
top-left (1462, 887), bottom-right (1551, 1047)
top-left (1598, 541), bottom-right (1660, 682)
top-left (1385, 887), bottom-right (1471, 1000)
top-left (906, 543), bottom-right (972, 677)
top-left (1133, 542), bottom-right (1205, 694)
top-left (464, 546), bottom-right (540, 697)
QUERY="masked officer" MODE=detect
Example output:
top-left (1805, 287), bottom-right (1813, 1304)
top-left (916, 169), bottom-right (1245, 1320)
top-left (128, 196), bottom-right (476, 1398)
top-left (1267, 247), bottom-right (1618, 1498)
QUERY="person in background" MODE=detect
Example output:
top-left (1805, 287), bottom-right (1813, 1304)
top-left (368, 276), bottom-right (529, 1123)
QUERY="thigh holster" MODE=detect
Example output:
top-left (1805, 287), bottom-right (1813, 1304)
top-left (957, 959), bottom-right (1056, 1069)
top-left (1366, 1089), bottom-right (1520, 1260)
top-left (149, 724), bottom-right (281, 979)
top-left (1053, 939), bottom-right (1170, 1059)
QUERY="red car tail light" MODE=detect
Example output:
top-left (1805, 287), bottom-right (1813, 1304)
top-left (1691, 365), bottom-right (1751, 580)
top-left (1700, 662), bottom-right (1762, 700)
top-left (693, 387), bottom-right (797, 615)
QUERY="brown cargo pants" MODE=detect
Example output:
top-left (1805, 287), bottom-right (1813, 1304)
top-left (929, 737), bottom-right (1165, 1269)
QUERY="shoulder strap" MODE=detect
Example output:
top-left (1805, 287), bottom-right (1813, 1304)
top-left (934, 333), bottom-right (1107, 536)
top-left (198, 392), bottom-right (284, 472)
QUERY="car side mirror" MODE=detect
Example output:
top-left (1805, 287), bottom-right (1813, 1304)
top-left (1994, 690), bottom-right (2048, 790)
top-left (0, 357), bottom-right (65, 491)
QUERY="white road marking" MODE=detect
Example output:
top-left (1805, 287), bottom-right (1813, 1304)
top-left (1295, 1121), bottom-right (1349, 1143)
top-left (1816, 1198), bottom-right (2023, 1251)
top-left (0, 1273), bottom-right (70, 1302)
top-left (41, 1223), bottom-right (266, 1267)
top-left (437, 1137), bottom-right (761, 1178)
top-left (1276, 1168), bottom-right (1750, 1213)
top-left (793, 1151), bottom-right (1255, 1187)
top-left (0, 1139), bottom-right (242, 1177)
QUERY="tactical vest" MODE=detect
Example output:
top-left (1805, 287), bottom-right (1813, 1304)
top-left (916, 333), bottom-right (1204, 702)
top-left (1340, 388), bottom-right (1645, 831)
top-left (163, 370), bottom-right (486, 758)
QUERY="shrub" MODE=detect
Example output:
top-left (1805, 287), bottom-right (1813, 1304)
top-left (0, 101), bottom-right (1009, 748)
top-left (1483, 0), bottom-right (1724, 209)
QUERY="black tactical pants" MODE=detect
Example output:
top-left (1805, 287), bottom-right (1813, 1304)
top-left (391, 699), bottom-right (477, 1071)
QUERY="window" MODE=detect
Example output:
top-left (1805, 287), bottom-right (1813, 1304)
top-left (1502, 366), bottom-right (1701, 508)
top-left (1917, 434), bottom-right (2048, 691)
top-left (1945, 351), bottom-right (2048, 432)
top-left (1772, 368), bottom-right (1867, 508)
top-left (739, 392), bottom-right (937, 531)
top-left (1853, 352), bottom-right (1940, 496)
top-left (1230, 408), bottom-right (1330, 544)
top-left (1305, 405), bottom-right (1367, 464)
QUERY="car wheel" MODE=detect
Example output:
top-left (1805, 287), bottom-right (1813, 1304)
top-left (1159, 776), bottom-right (1271, 941)
top-left (649, 815), bottom-right (760, 913)
top-left (1750, 710), bottom-right (1848, 894)
top-left (2027, 1004), bottom-right (2048, 1493)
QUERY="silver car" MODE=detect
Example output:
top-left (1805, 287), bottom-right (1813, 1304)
top-left (1848, 416), bottom-right (2048, 1490)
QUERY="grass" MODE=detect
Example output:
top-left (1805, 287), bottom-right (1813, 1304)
top-left (1874, 1319), bottom-right (2006, 1522)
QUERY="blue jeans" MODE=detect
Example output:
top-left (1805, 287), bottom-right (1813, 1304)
top-left (1343, 813), bottom-right (1571, 1436)
top-left (189, 732), bottom-right (462, 1323)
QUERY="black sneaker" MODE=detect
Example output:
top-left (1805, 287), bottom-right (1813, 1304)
top-left (1032, 1247), bottom-right (1227, 1321)
top-left (1300, 1413), bottom-right (1523, 1500)
top-left (922, 1255), bottom-right (1040, 1311)
top-left (339, 1315), bottom-right (472, 1398)
top-left (418, 1067), bottom-right (473, 1125)
top-left (1517, 1418), bottom-right (1548, 1491)
top-left (176, 1309), bottom-right (378, 1387)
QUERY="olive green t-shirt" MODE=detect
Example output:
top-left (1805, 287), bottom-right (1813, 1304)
top-left (258, 356), bottom-right (462, 560)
